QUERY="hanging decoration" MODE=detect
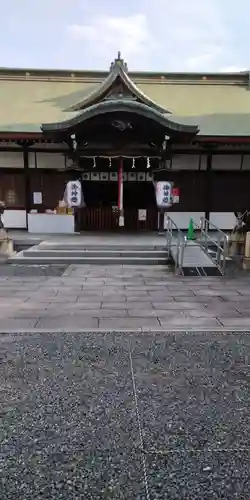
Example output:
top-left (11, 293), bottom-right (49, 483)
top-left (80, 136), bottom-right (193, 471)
top-left (93, 156), bottom-right (96, 168)
top-left (146, 157), bottom-right (151, 169)
top-left (132, 157), bottom-right (135, 169)
top-left (109, 157), bottom-right (112, 168)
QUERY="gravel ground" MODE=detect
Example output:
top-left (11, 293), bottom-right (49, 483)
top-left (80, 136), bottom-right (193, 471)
top-left (0, 331), bottom-right (249, 499)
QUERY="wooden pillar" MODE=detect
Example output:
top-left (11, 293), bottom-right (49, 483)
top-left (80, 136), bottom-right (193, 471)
top-left (205, 152), bottom-right (212, 221)
top-left (23, 142), bottom-right (31, 228)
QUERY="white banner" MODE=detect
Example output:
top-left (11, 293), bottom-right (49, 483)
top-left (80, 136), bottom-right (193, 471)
top-left (64, 180), bottom-right (84, 208)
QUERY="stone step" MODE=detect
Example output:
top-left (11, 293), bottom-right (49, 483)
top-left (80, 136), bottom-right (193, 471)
top-left (22, 249), bottom-right (168, 258)
top-left (37, 244), bottom-right (167, 251)
top-left (8, 254), bottom-right (170, 265)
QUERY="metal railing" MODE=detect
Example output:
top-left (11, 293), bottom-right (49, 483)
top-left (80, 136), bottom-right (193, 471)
top-left (165, 215), bottom-right (187, 274)
top-left (195, 217), bottom-right (230, 275)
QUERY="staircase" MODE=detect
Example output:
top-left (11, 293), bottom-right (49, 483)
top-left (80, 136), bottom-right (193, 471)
top-left (8, 241), bottom-right (170, 266)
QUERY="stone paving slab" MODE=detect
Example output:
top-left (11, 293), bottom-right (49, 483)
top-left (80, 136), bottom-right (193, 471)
top-left (27, 295), bottom-right (79, 303)
top-left (99, 317), bottom-right (161, 329)
top-left (49, 301), bottom-right (103, 310)
top-left (101, 301), bottom-right (152, 309)
top-left (218, 317), bottom-right (250, 327)
top-left (35, 317), bottom-right (99, 329)
top-left (159, 317), bottom-right (221, 328)
top-left (0, 264), bottom-right (250, 330)
top-left (184, 309), bottom-right (242, 318)
top-left (0, 318), bottom-right (38, 329)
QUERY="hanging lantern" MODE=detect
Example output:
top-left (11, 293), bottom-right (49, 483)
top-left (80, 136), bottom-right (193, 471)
top-left (146, 157), bottom-right (151, 169)
top-left (64, 180), bottom-right (83, 208)
top-left (93, 156), bottom-right (96, 168)
top-left (132, 157), bottom-right (135, 169)
top-left (155, 181), bottom-right (173, 208)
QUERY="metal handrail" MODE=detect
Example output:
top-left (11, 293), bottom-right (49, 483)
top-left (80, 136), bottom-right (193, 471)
top-left (195, 217), bottom-right (230, 275)
top-left (165, 215), bottom-right (187, 274)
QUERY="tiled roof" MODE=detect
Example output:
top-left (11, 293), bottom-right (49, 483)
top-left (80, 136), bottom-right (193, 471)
top-left (0, 61), bottom-right (250, 136)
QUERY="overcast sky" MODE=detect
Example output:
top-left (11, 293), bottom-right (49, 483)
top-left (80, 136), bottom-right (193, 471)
top-left (0, 0), bottom-right (249, 72)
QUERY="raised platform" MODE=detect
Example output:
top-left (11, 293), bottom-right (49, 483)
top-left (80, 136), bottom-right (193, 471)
top-left (7, 231), bottom-right (227, 274)
top-left (8, 232), bottom-right (171, 266)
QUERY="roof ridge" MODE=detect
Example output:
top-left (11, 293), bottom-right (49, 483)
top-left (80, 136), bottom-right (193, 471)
top-left (66, 53), bottom-right (171, 114)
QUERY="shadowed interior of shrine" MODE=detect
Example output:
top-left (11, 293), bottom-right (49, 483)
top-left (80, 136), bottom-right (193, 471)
top-left (81, 181), bottom-right (155, 208)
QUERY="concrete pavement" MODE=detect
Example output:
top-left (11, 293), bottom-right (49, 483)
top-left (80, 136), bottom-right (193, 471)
top-left (0, 264), bottom-right (250, 331)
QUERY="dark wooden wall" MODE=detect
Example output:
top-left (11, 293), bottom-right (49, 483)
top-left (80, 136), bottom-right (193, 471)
top-left (29, 170), bottom-right (72, 211)
top-left (0, 168), bottom-right (250, 216)
top-left (0, 171), bottom-right (25, 208)
top-left (0, 170), bottom-right (72, 210)
top-left (210, 172), bottom-right (250, 211)
top-left (161, 171), bottom-right (206, 212)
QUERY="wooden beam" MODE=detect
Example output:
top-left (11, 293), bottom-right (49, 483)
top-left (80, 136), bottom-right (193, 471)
top-left (0, 132), bottom-right (43, 141)
top-left (196, 136), bottom-right (250, 144)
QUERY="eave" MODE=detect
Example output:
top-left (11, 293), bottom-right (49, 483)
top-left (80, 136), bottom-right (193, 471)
top-left (41, 99), bottom-right (199, 137)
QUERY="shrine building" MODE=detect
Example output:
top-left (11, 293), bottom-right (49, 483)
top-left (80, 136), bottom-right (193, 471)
top-left (0, 52), bottom-right (250, 233)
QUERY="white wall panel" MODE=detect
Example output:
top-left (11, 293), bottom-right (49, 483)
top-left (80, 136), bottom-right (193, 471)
top-left (171, 155), bottom-right (200, 170)
top-left (210, 212), bottom-right (235, 230)
top-left (28, 214), bottom-right (74, 234)
top-left (163, 212), bottom-right (235, 231)
top-left (164, 212), bottom-right (205, 230)
top-left (242, 155), bottom-right (250, 170)
top-left (35, 153), bottom-right (65, 169)
top-left (0, 152), bottom-right (23, 168)
top-left (1, 142), bottom-right (21, 149)
top-left (3, 210), bottom-right (27, 228)
top-left (212, 155), bottom-right (241, 170)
